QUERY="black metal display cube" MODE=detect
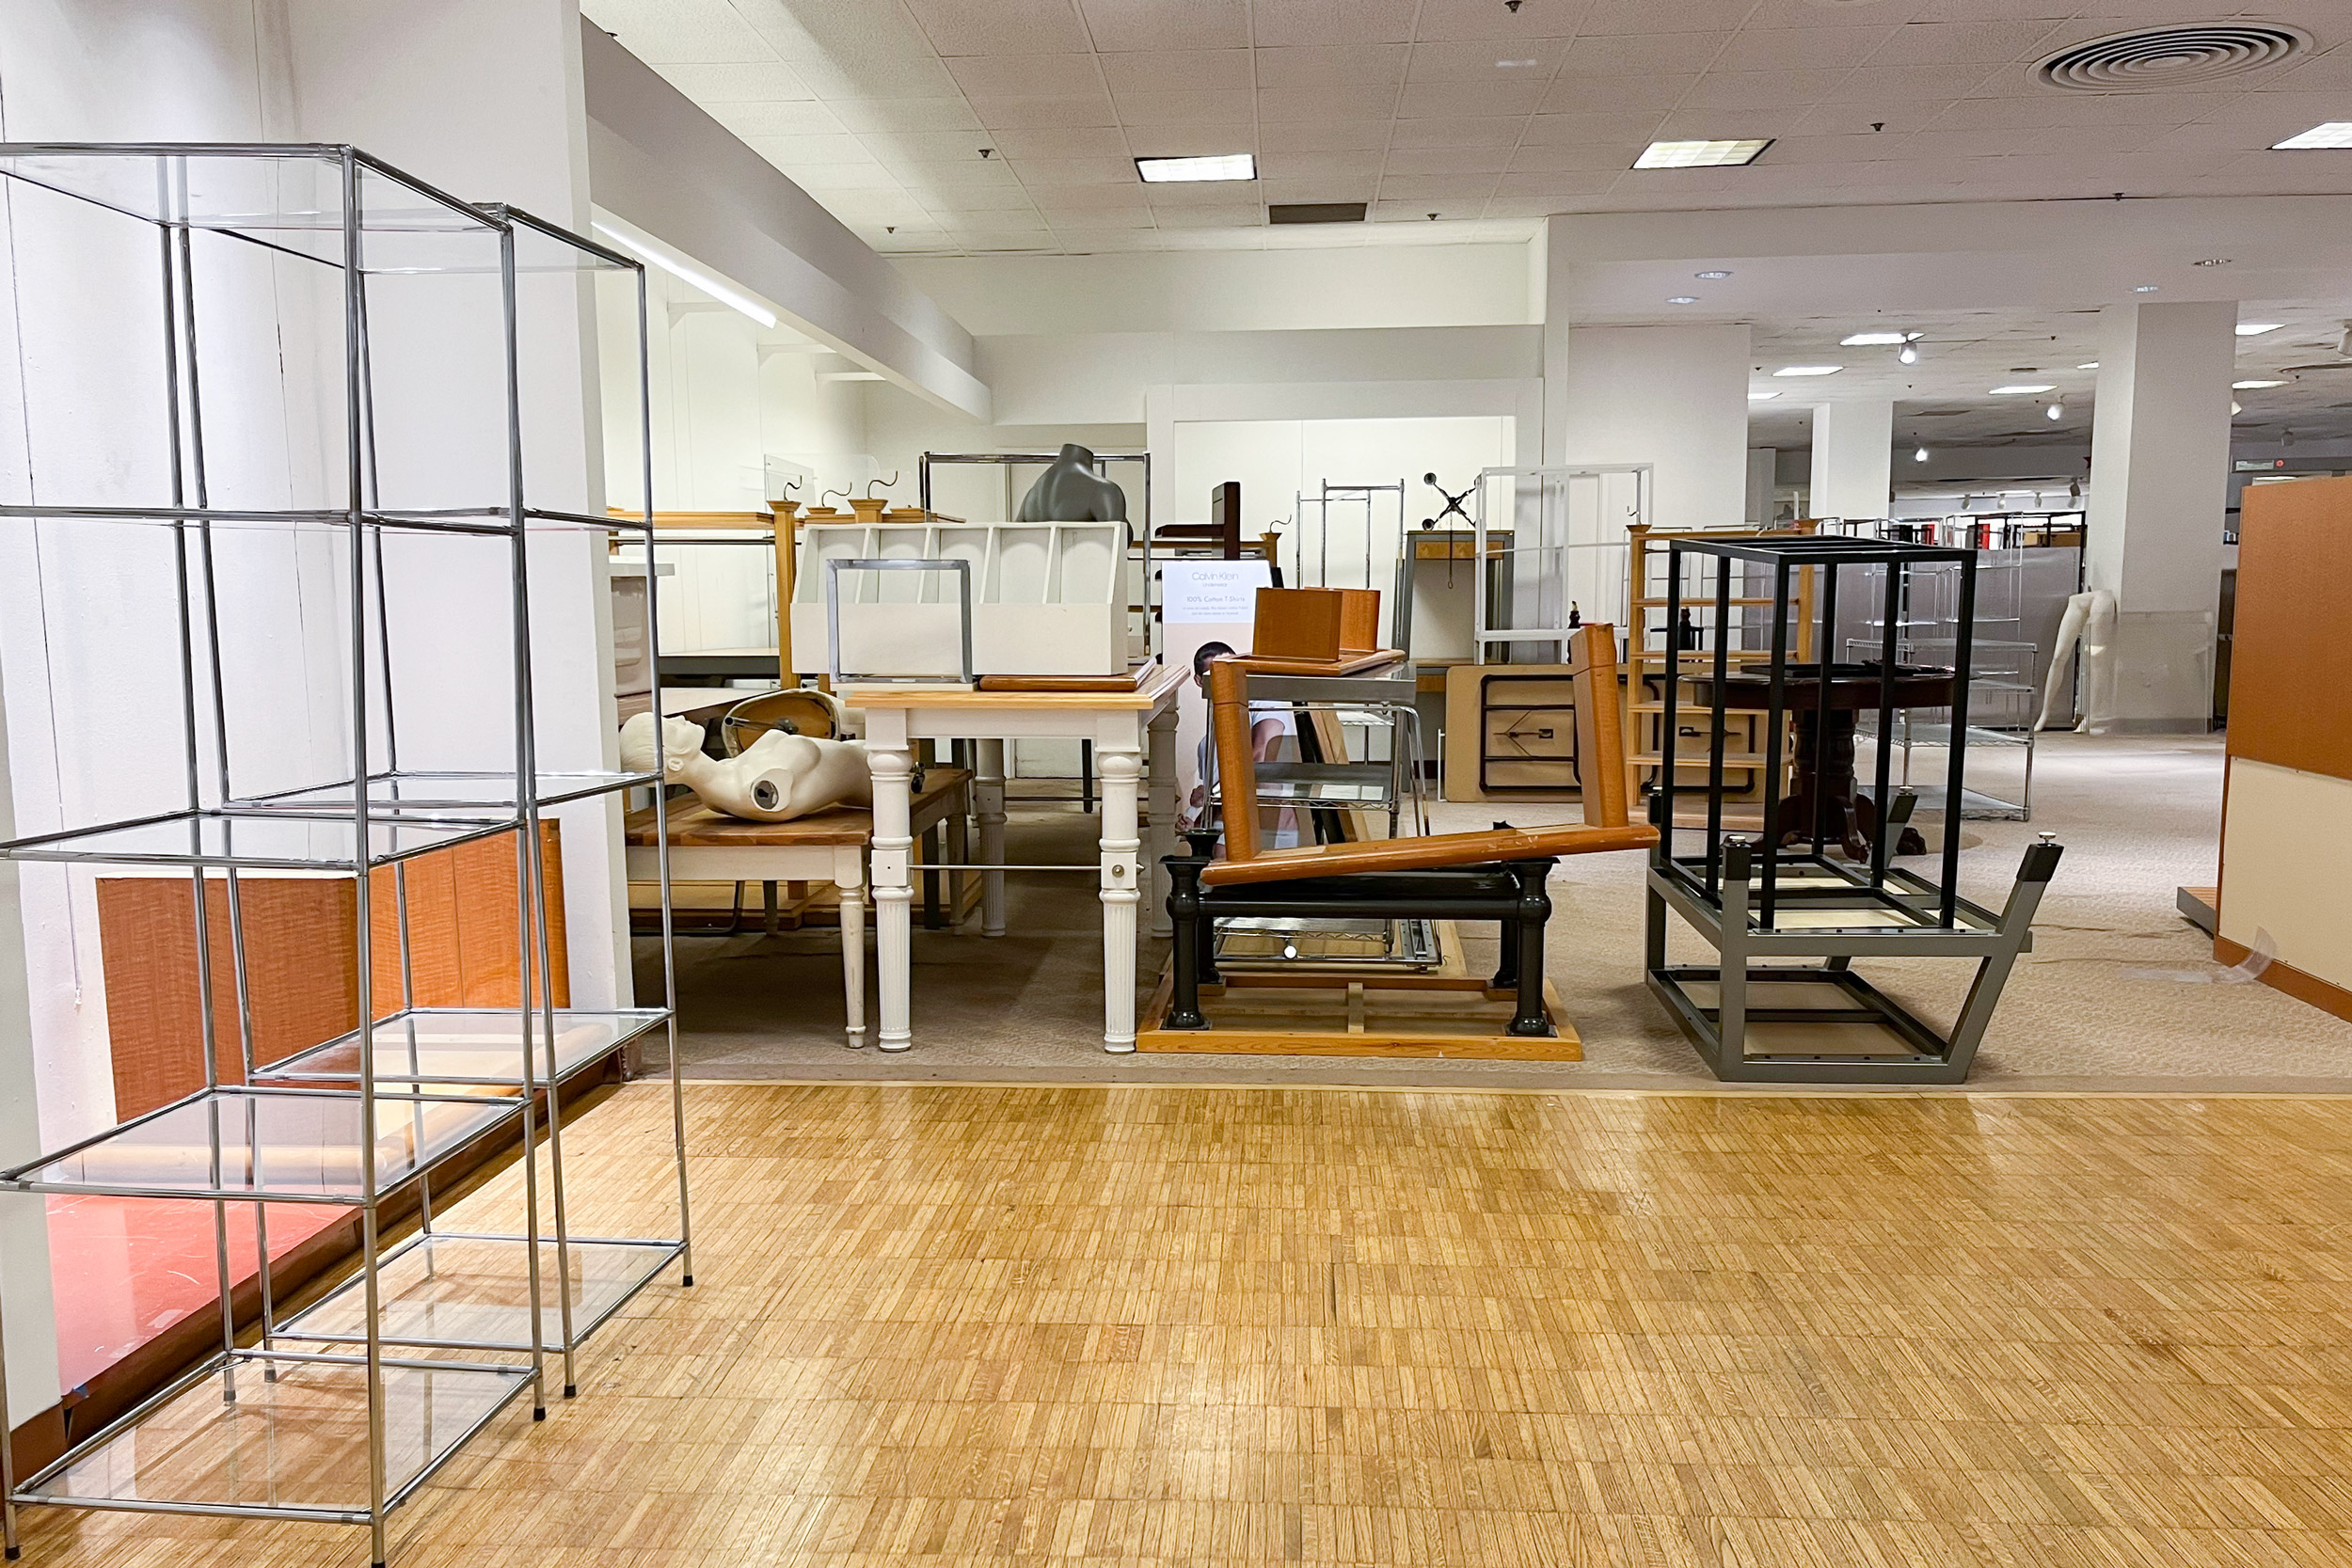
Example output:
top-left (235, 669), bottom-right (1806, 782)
top-left (1643, 533), bottom-right (2062, 1084)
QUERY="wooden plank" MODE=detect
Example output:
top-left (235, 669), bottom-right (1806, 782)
top-left (1136, 970), bottom-right (1582, 1058)
top-left (2230, 474), bottom-right (2352, 780)
top-left (846, 661), bottom-right (1185, 709)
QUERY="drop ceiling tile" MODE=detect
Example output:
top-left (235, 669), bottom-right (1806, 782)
top-left (652, 61), bottom-right (814, 102)
top-left (1396, 80), bottom-right (1547, 117)
top-left (1788, 100), bottom-right (1956, 136)
top-left (1521, 111), bottom-right (1669, 145)
top-left (1650, 108), bottom-right (1804, 139)
top-left (1487, 180), bottom-right (1617, 209)
top-left (580, 0), bottom-right (779, 64)
top-left (901, 0), bottom-right (1091, 57)
top-left (1045, 227), bottom-right (1168, 250)
top-left (1257, 45), bottom-right (1412, 88)
top-left (780, 162), bottom-right (909, 191)
top-left (1711, 27), bottom-right (1898, 73)
top-left (948, 208), bottom-right (1054, 231)
top-left (708, 100), bottom-right (843, 137)
top-left (1742, 0), bottom-right (1932, 25)
top-left (1413, 0), bottom-right (1592, 42)
top-left (947, 55), bottom-right (1105, 98)
top-left (1144, 178), bottom-right (1265, 206)
top-left (1406, 40), bottom-right (1569, 81)
top-left (1540, 74), bottom-right (1700, 114)
top-left (1375, 173), bottom-right (1502, 201)
top-left (1008, 155), bottom-right (1138, 186)
top-left (1508, 142), bottom-right (1645, 173)
top-left (1389, 117), bottom-right (1528, 150)
top-left (1098, 49), bottom-right (1253, 92)
top-left (968, 95), bottom-right (1120, 129)
top-left (920, 188), bottom-right (1044, 213)
top-left (1258, 120), bottom-right (1393, 151)
top-left (1254, 0), bottom-right (1421, 48)
top-left (820, 190), bottom-right (936, 218)
top-left (1681, 70), bottom-right (1858, 110)
top-left (1867, 19), bottom-right (2065, 66)
top-left (1762, 133), bottom-right (1917, 166)
top-left (1557, 33), bottom-right (1730, 75)
top-left (1260, 148), bottom-right (1387, 178)
top-left (1029, 192), bottom-right (1152, 219)
top-left (2244, 44), bottom-right (2352, 93)
top-left (1150, 203), bottom-right (1268, 227)
top-left (739, 133), bottom-right (876, 165)
top-left (1125, 124), bottom-right (1260, 157)
top-left (1371, 199), bottom-right (1482, 221)
top-left (860, 129), bottom-right (999, 165)
top-left (1384, 145), bottom-right (1514, 175)
top-left (1112, 90), bottom-right (1259, 126)
top-left (829, 99), bottom-right (986, 133)
top-left (790, 55), bottom-right (962, 99)
top-left (1077, 0), bottom-right (1250, 51)
top-left (728, 0), bottom-right (936, 61)
top-left (1840, 63), bottom-right (2006, 100)
top-left (1905, 125), bottom-right (2153, 159)
top-left (2142, 119), bottom-right (2312, 156)
top-left (893, 160), bottom-right (1025, 191)
top-left (1258, 84), bottom-right (1406, 122)
top-left (1920, 91), bottom-right (2225, 130)
top-left (1261, 175), bottom-right (1379, 203)
top-left (982, 125), bottom-right (1135, 160)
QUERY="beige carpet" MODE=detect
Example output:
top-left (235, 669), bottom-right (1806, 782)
top-left (635, 733), bottom-right (2352, 1092)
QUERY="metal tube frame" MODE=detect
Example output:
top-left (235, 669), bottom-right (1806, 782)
top-left (0, 143), bottom-right (690, 1564)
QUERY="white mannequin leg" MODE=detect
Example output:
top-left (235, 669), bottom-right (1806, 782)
top-left (2078, 588), bottom-right (2119, 733)
top-left (838, 847), bottom-right (866, 1047)
top-left (2036, 591), bottom-right (2090, 732)
top-left (868, 743), bottom-right (914, 1052)
top-left (1146, 705), bottom-right (1178, 941)
top-left (976, 737), bottom-right (1007, 938)
top-left (1097, 744), bottom-right (1143, 1053)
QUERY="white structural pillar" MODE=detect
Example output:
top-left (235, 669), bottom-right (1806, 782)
top-left (1808, 401), bottom-right (1894, 523)
top-left (2086, 300), bottom-right (2234, 731)
top-left (1543, 220), bottom-right (1750, 530)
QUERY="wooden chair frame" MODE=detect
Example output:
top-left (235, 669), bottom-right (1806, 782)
top-left (1161, 624), bottom-right (1657, 1037)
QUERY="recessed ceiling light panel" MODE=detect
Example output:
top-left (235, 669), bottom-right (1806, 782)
top-left (1990, 384), bottom-right (2057, 394)
top-left (1841, 331), bottom-right (1919, 346)
top-left (1666, 295), bottom-right (1698, 305)
top-left (1136, 153), bottom-right (1256, 183)
top-left (1634, 138), bottom-right (1772, 169)
top-left (1772, 365), bottom-right (1842, 376)
top-left (2234, 379), bottom-right (2288, 388)
top-left (1748, 390), bottom-right (1780, 401)
top-left (1695, 269), bottom-right (1731, 279)
top-left (2235, 323), bottom-right (2281, 336)
top-left (2274, 121), bottom-right (2352, 150)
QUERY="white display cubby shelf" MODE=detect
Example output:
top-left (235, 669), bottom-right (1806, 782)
top-left (0, 143), bottom-right (690, 1568)
top-left (795, 518), bottom-right (1130, 678)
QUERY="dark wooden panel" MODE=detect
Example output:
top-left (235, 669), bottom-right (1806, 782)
top-left (2230, 475), bottom-right (2352, 781)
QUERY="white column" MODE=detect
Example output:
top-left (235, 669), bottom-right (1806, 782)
top-left (2086, 300), bottom-right (2234, 731)
top-left (1744, 448), bottom-right (1777, 527)
top-left (1096, 739), bottom-right (1143, 1053)
top-left (1808, 401), bottom-right (1894, 523)
top-left (865, 731), bottom-right (915, 1052)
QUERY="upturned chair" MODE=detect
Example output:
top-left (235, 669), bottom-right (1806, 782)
top-left (1162, 623), bottom-right (1658, 1037)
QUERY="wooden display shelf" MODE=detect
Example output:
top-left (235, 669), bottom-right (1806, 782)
top-left (1136, 970), bottom-right (1579, 1059)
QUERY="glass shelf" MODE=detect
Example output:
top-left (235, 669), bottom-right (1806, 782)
top-left (235, 769), bottom-right (658, 815)
top-left (0, 1086), bottom-right (524, 1204)
top-left (275, 1232), bottom-right (682, 1354)
top-left (18, 1349), bottom-right (533, 1522)
top-left (254, 1007), bottom-right (667, 1087)
top-left (0, 807), bottom-right (525, 870)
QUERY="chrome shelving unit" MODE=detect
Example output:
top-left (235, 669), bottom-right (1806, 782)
top-left (0, 144), bottom-right (687, 1568)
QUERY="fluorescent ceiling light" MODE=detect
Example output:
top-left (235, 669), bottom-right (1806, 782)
top-left (1136, 153), bottom-right (1255, 182)
top-left (591, 221), bottom-right (776, 327)
top-left (2076, 361), bottom-right (2099, 369)
top-left (2235, 323), bottom-right (2282, 336)
top-left (1666, 295), bottom-right (1698, 305)
top-left (2233, 378), bottom-right (2288, 388)
top-left (1840, 331), bottom-right (1920, 346)
top-left (1990, 384), bottom-right (2056, 394)
top-left (1634, 138), bottom-right (1772, 169)
top-left (1748, 390), bottom-right (1780, 401)
top-left (2132, 284), bottom-right (2158, 293)
top-left (1695, 269), bottom-right (1731, 279)
top-left (1497, 57), bottom-right (1538, 67)
top-left (1772, 364), bottom-right (1842, 377)
top-left (2272, 121), bottom-right (2352, 150)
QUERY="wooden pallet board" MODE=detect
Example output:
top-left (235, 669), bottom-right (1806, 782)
top-left (1136, 969), bottom-right (1581, 1058)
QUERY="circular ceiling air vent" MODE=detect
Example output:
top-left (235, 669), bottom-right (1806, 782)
top-left (2036, 24), bottom-right (2310, 91)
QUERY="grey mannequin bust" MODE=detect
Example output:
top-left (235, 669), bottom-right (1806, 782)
top-left (1015, 442), bottom-right (1129, 523)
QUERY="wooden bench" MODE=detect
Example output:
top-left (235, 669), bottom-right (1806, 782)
top-left (625, 768), bottom-right (971, 1045)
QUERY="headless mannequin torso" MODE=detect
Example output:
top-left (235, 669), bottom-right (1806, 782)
top-left (1015, 442), bottom-right (1129, 523)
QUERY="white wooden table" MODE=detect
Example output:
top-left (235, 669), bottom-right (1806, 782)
top-left (622, 769), bottom-right (971, 1046)
top-left (847, 665), bottom-right (1184, 1053)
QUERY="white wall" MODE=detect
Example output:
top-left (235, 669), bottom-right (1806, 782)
top-left (896, 244), bottom-right (1539, 338)
top-left (1548, 325), bottom-right (1752, 531)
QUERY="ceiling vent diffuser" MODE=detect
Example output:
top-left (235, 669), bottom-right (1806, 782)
top-left (2036, 24), bottom-right (2309, 91)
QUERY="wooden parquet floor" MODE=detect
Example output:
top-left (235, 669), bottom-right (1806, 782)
top-left (22, 1082), bottom-right (2352, 1567)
